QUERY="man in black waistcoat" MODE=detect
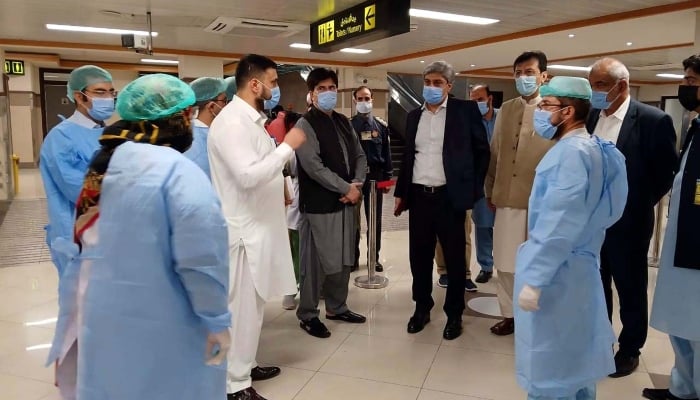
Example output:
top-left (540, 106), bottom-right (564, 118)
top-left (293, 68), bottom-right (368, 339)
top-left (351, 85), bottom-right (393, 273)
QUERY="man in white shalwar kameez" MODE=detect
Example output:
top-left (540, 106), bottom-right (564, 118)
top-left (208, 54), bottom-right (306, 400)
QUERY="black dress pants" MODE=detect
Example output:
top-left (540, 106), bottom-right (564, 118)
top-left (408, 184), bottom-right (467, 318)
top-left (600, 229), bottom-right (652, 358)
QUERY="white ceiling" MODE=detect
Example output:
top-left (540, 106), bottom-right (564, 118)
top-left (0, 0), bottom-right (697, 81)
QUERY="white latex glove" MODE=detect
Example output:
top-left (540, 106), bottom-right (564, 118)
top-left (518, 284), bottom-right (542, 312)
top-left (205, 329), bottom-right (231, 366)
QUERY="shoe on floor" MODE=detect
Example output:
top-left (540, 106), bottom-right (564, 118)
top-left (642, 388), bottom-right (698, 400)
top-left (609, 352), bottom-right (639, 378)
top-left (228, 387), bottom-right (267, 400)
top-left (299, 317), bottom-right (331, 338)
top-left (443, 317), bottom-right (463, 340)
top-left (251, 366), bottom-right (281, 381)
top-left (407, 312), bottom-right (430, 334)
top-left (437, 274), bottom-right (448, 288)
top-left (282, 294), bottom-right (296, 310)
top-left (475, 270), bottom-right (493, 283)
top-left (375, 261), bottom-right (384, 272)
top-left (326, 310), bottom-right (366, 323)
top-left (490, 318), bottom-right (514, 336)
top-left (465, 279), bottom-right (477, 292)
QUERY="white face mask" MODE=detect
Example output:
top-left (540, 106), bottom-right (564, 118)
top-left (356, 101), bottom-right (372, 114)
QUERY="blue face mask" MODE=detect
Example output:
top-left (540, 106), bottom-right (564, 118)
top-left (515, 76), bottom-right (539, 96)
top-left (533, 108), bottom-right (567, 140)
top-left (590, 83), bottom-right (620, 110)
top-left (477, 101), bottom-right (489, 115)
top-left (317, 91), bottom-right (337, 112)
top-left (423, 86), bottom-right (444, 105)
top-left (86, 96), bottom-right (115, 121)
top-left (264, 86), bottom-right (281, 110)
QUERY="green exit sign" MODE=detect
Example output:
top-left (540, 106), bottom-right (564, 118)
top-left (3, 60), bottom-right (25, 76)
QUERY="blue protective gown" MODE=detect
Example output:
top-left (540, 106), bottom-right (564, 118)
top-left (76, 142), bottom-right (230, 400)
top-left (650, 140), bottom-right (700, 398)
top-left (39, 116), bottom-right (102, 274)
top-left (514, 130), bottom-right (628, 398)
top-left (184, 120), bottom-right (211, 178)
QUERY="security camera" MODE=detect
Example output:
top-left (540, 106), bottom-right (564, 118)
top-left (362, 78), bottom-right (368, 84)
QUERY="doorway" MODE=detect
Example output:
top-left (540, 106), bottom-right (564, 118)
top-left (39, 68), bottom-right (73, 137)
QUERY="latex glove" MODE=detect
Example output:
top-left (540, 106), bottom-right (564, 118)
top-left (205, 329), bottom-right (231, 366)
top-left (518, 284), bottom-right (541, 312)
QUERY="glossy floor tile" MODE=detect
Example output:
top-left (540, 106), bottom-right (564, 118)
top-left (0, 171), bottom-right (677, 400)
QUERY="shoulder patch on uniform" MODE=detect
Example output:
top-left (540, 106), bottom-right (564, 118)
top-left (375, 117), bottom-right (388, 127)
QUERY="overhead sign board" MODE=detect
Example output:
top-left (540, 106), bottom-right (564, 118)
top-left (310, 0), bottom-right (410, 53)
top-left (3, 60), bottom-right (25, 76)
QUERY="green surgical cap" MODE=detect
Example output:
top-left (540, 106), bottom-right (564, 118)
top-left (190, 77), bottom-right (227, 102)
top-left (116, 74), bottom-right (196, 121)
top-left (67, 65), bottom-right (113, 103)
top-left (539, 76), bottom-right (592, 100)
top-left (224, 76), bottom-right (237, 101)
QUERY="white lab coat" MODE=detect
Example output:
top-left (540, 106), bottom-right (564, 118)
top-left (208, 95), bottom-right (297, 301)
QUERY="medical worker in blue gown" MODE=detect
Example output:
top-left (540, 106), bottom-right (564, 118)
top-left (514, 76), bottom-right (628, 400)
top-left (74, 74), bottom-right (231, 400)
top-left (40, 65), bottom-right (114, 276)
top-left (184, 77), bottom-right (227, 178)
top-left (225, 75), bottom-right (237, 101)
top-left (40, 65), bottom-right (114, 400)
top-left (643, 53), bottom-right (700, 400)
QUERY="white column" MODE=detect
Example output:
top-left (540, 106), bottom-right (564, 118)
top-left (177, 56), bottom-right (224, 80)
top-left (0, 47), bottom-right (12, 200)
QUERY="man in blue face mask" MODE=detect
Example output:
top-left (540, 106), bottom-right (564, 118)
top-left (185, 77), bottom-right (227, 179)
top-left (292, 68), bottom-right (369, 339)
top-left (394, 60), bottom-right (490, 341)
top-left (39, 64), bottom-right (114, 400)
top-left (516, 75), bottom-right (628, 400)
top-left (586, 57), bottom-right (679, 378)
top-left (40, 65), bottom-right (114, 275)
top-left (485, 51), bottom-right (554, 337)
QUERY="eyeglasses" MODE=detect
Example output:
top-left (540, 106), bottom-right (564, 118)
top-left (83, 89), bottom-right (118, 98)
top-left (211, 98), bottom-right (229, 106)
top-left (537, 102), bottom-right (563, 110)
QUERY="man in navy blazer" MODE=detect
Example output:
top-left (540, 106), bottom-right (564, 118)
top-left (394, 61), bottom-right (490, 341)
top-left (587, 57), bottom-right (678, 378)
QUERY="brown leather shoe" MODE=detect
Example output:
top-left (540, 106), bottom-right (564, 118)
top-left (490, 318), bottom-right (514, 336)
top-left (227, 387), bottom-right (268, 400)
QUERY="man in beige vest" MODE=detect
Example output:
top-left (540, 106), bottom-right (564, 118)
top-left (485, 51), bottom-right (554, 336)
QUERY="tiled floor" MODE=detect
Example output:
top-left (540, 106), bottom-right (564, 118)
top-left (0, 169), bottom-right (674, 400)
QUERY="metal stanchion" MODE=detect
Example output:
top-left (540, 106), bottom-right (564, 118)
top-left (11, 154), bottom-right (19, 195)
top-left (648, 195), bottom-right (667, 267)
top-left (355, 180), bottom-right (389, 289)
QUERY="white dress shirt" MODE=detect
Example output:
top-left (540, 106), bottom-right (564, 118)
top-left (67, 110), bottom-right (101, 129)
top-left (412, 97), bottom-right (448, 186)
top-left (593, 95), bottom-right (631, 144)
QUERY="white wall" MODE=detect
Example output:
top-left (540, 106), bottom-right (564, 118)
top-left (178, 56), bottom-right (223, 80)
top-left (105, 70), bottom-right (138, 125)
top-left (636, 84), bottom-right (678, 103)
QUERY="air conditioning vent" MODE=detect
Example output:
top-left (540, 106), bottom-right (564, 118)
top-left (204, 17), bottom-right (306, 38)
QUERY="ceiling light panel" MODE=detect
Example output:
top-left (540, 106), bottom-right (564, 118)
top-left (409, 9), bottom-right (499, 25)
top-left (46, 24), bottom-right (158, 36)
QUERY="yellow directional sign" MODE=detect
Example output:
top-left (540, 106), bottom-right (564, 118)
top-left (4, 60), bottom-right (24, 76)
top-left (364, 4), bottom-right (376, 30)
top-left (3, 61), bottom-right (9, 74)
top-left (318, 20), bottom-right (335, 45)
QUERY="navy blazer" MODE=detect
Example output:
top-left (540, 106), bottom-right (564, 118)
top-left (395, 97), bottom-right (490, 211)
top-left (586, 99), bottom-right (678, 241)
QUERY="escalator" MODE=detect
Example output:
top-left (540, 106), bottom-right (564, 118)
top-left (387, 73), bottom-right (422, 176)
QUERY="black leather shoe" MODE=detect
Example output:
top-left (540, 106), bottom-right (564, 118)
top-left (228, 387), bottom-right (268, 400)
top-left (407, 312), bottom-right (430, 334)
top-left (375, 262), bottom-right (384, 272)
top-left (642, 388), bottom-right (698, 400)
top-left (443, 318), bottom-right (463, 340)
top-left (609, 353), bottom-right (640, 378)
top-left (251, 366), bottom-right (281, 381)
top-left (300, 317), bottom-right (331, 338)
top-left (475, 270), bottom-right (493, 283)
top-left (326, 310), bottom-right (366, 323)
